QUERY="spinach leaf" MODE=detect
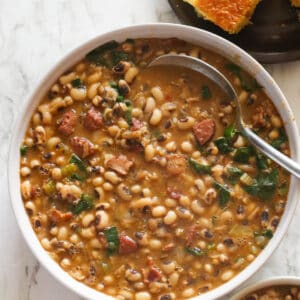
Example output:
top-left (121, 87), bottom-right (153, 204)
top-left (226, 166), bottom-right (243, 184)
top-left (278, 182), bottom-right (288, 196)
top-left (104, 227), bottom-right (119, 256)
top-left (270, 128), bottom-right (287, 150)
top-left (69, 154), bottom-right (87, 173)
top-left (110, 50), bottom-right (129, 66)
top-left (224, 124), bottom-right (237, 141)
top-left (243, 170), bottom-right (278, 200)
top-left (116, 95), bottom-right (125, 103)
top-left (256, 152), bottom-right (268, 170)
top-left (71, 78), bottom-right (85, 88)
top-left (214, 182), bottom-right (230, 208)
top-left (20, 145), bottom-right (28, 156)
top-left (233, 146), bottom-right (254, 163)
top-left (124, 102), bottom-right (133, 126)
top-left (201, 85), bottom-right (212, 100)
top-left (254, 229), bottom-right (273, 239)
top-left (185, 247), bottom-right (204, 256)
top-left (214, 137), bottom-right (233, 154)
top-left (226, 63), bottom-right (260, 92)
top-left (188, 158), bottom-right (211, 175)
top-left (86, 41), bottom-right (119, 66)
top-left (71, 193), bottom-right (93, 215)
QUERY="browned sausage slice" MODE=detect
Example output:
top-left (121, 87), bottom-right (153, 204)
top-left (119, 234), bottom-right (138, 254)
top-left (57, 110), bottom-right (77, 136)
top-left (193, 119), bottom-right (216, 145)
top-left (48, 208), bottom-right (73, 224)
top-left (166, 154), bottom-right (186, 176)
top-left (107, 155), bottom-right (133, 176)
top-left (70, 136), bottom-right (95, 158)
top-left (83, 107), bottom-right (103, 131)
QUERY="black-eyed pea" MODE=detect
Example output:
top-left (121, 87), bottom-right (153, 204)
top-left (103, 182), bottom-right (114, 191)
top-left (87, 83), bottom-right (100, 99)
top-left (59, 72), bottom-right (76, 85)
top-left (191, 199), bottom-right (205, 215)
top-left (87, 71), bottom-right (102, 84)
top-left (32, 113), bottom-right (42, 126)
top-left (21, 180), bottom-right (31, 200)
top-left (221, 270), bottom-right (234, 282)
top-left (124, 67), bottom-right (139, 83)
top-left (271, 115), bottom-right (282, 128)
top-left (144, 97), bottom-right (156, 114)
top-left (233, 135), bottom-right (246, 148)
top-left (204, 263), bottom-right (214, 274)
top-left (103, 275), bottom-right (114, 286)
top-left (40, 237), bottom-right (51, 250)
top-left (95, 210), bottom-right (109, 230)
top-left (80, 227), bottom-right (96, 238)
top-left (151, 86), bottom-right (164, 102)
top-left (165, 141), bottom-right (177, 152)
top-left (56, 156), bottom-right (66, 166)
top-left (82, 213), bottom-right (95, 227)
top-left (60, 258), bottom-right (71, 269)
top-left (20, 166), bottom-right (31, 177)
top-left (152, 206), bottom-right (167, 218)
top-left (117, 183), bottom-right (132, 201)
top-left (219, 254), bottom-right (229, 263)
top-left (104, 171), bottom-right (121, 185)
top-left (177, 116), bottom-right (195, 130)
top-left (238, 90), bottom-right (248, 103)
top-left (149, 239), bottom-right (162, 250)
top-left (165, 198), bottom-right (177, 208)
top-left (161, 261), bottom-right (176, 274)
top-left (70, 233), bottom-right (79, 244)
top-left (125, 269), bottom-right (142, 282)
top-left (70, 87), bottom-right (87, 101)
top-left (57, 226), bottom-right (69, 240)
top-left (220, 210), bottom-right (234, 225)
top-left (161, 102), bottom-right (177, 117)
top-left (204, 188), bottom-right (217, 205)
top-left (182, 288), bottom-right (195, 298)
top-left (145, 144), bottom-right (156, 161)
top-left (149, 108), bottom-right (162, 126)
top-left (50, 226), bottom-right (58, 236)
top-left (92, 177), bottom-right (104, 187)
top-left (179, 195), bottom-right (191, 207)
top-left (191, 150), bottom-right (201, 159)
top-left (51, 168), bottom-right (62, 180)
top-left (181, 141), bottom-right (193, 153)
top-left (135, 291), bottom-right (151, 300)
top-left (164, 210), bottom-right (177, 225)
top-left (176, 207), bottom-right (192, 220)
top-left (25, 201), bottom-right (36, 215)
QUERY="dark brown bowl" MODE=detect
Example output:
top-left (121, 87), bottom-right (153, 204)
top-left (169, 0), bottom-right (300, 64)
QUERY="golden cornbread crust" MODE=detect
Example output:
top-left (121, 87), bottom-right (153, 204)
top-left (184, 0), bottom-right (261, 34)
top-left (291, 0), bottom-right (300, 7)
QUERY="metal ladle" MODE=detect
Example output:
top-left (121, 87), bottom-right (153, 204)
top-left (148, 54), bottom-right (300, 178)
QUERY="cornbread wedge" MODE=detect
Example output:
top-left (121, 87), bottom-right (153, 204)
top-left (291, 0), bottom-right (300, 7)
top-left (183, 0), bottom-right (261, 34)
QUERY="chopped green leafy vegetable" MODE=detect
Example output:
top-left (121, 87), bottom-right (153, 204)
top-left (20, 145), bottom-right (28, 156)
top-left (278, 182), bottom-right (288, 196)
top-left (207, 243), bottom-right (216, 251)
top-left (69, 154), bottom-right (87, 173)
top-left (226, 63), bottom-right (261, 92)
top-left (201, 85), bottom-right (212, 100)
top-left (61, 163), bottom-right (78, 177)
top-left (124, 105), bottom-right (133, 126)
top-left (233, 146), bottom-right (254, 163)
top-left (270, 127), bottom-right (287, 150)
top-left (185, 247), bottom-right (204, 256)
top-left (43, 179), bottom-right (56, 196)
top-left (214, 137), bottom-right (233, 154)
top-left (226, 166), bottom-right (243, 184)
top-left (211, 215), bottom-right (217, 226)
top-left (243, 170), bottom-right (278, 200)
top-left (110, 50), bottom-right (129, 66)
top-left (109, 81), bottom-right (118, 89)
top-left (188, 158), bottom-right (211, 175)
top-left (214, 182), bottom-right (230, 208)
top-left (69, 173), bottom-right (85, 182)
top-left (256, 152), bottom-right (268, 170)
top-left (71, 78), bottom-right (85, 88)
top-left (214, 124), bottom-right (237, 154)
top-left (254, 229), bottom-right (273, 239)
top-left (86, 41), bottom-right (119, 66)
top-left (72, 193), bottom-right (93, 215)
top-left (104, 227), bottom-right (119, 256)
top-left (116, 95), bottom-right (124, 102)
top-left (224, 124), bottom-right (237, 141)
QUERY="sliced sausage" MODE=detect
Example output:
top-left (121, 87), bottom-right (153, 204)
top-left (57, 110), bottom-right (77, 136)
top-left (147, 266), bottom-right (162, 282)
top-left (119, 234), bottom-right (138, 254)
top-left (48, 208), bottom-right (73, 224)
top-left (186, 225), bottom-right (197, 247)
top-left (70, 136), bottom-right (95, 158)
top-left (167, 186), bottom-right (182, 200)
top-left (193, 119), bottom-right (216, 146)
top-left (107, 155), bottom-right (133, 176)
top-left (131, 118), bottom-right (143, 131)
top-left (83, 107), bottom-right (103, 131)
top-left (166, 154), bottom-right (186, 176)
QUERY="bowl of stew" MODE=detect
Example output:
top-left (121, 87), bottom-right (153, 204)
top-left (231, 276), bottom-right (300, 299)
top-left (8, 23), bottom-right (300, 300)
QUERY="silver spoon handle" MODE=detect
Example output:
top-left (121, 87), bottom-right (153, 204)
top-left (243, 127), bottom-right (300, 178)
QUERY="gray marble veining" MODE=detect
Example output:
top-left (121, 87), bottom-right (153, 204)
top-left (1, 1), bottom-right (300, 299)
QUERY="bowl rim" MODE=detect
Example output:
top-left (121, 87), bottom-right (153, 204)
top-left (231, 276), bottom-right (300, 299)
top-left (8, 23), bottom-right (300, 300)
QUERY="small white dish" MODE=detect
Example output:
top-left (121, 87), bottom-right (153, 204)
top-left (8, 23), bottom-right (300, 300)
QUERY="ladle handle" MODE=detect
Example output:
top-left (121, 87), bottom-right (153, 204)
top-left (243, 127), bottom-right (300, 179)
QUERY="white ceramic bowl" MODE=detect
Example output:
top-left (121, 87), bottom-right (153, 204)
top-left (231, 276), bottom-right (300, 299)
top-left (8, 23), bottom-right (300, 300)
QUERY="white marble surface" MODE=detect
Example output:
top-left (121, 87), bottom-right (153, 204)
top-left (1, 1), bottom-right (300, 299)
